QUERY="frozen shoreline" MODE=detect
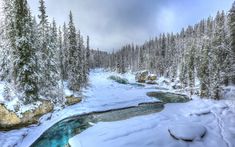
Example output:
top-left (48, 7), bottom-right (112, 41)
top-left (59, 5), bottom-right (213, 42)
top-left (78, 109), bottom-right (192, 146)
top-left (69, 98), bottom-right (235, 147)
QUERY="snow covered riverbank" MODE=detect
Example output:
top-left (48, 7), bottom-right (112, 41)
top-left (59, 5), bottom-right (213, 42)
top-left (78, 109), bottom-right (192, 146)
top-left (69, 97), bottom-right (235, 147)
top-left (0, 69), bottom-right (235, 147)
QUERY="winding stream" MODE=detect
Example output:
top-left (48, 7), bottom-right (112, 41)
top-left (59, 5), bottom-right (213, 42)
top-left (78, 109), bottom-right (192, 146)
top-left (31, 90), bottom-right (189, 147)
top-left (31, 102), bottom-right (164, 147)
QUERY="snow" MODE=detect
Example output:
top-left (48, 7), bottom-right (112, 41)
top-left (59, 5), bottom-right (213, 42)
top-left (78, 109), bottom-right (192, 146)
top-left (222, 86), bottom-right (235, 100)
top-left (0, 81), bottom-right (5, 102)
top-left (168, 124), bottom-right (206, 141)
top-left (63, 81), bottom-right (75, 96)
top-left (149, 74), bottom-right (156, 76)
top-left (69, 98), bottom-right (235, 147)
top-left (0, 0), bottom-right (4, 26)
top-left (17, 101), bottom-right (42, 115)
top-left (0, 82), bottom-right (20, 112)
top-left (0, 81), bottom-right (43, 116)
top-left (0, 69), bottom-right (235, 147)
top-left (157, 77), bottom-right (172, 89)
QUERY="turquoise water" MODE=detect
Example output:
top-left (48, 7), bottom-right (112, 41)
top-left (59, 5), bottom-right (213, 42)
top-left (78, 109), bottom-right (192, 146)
top-left (31, 102), bottom-right (164, 147)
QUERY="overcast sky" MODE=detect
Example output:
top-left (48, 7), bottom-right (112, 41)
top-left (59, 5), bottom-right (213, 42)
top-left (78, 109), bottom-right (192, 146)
top-left (28, 0), bottom-right (234, 51)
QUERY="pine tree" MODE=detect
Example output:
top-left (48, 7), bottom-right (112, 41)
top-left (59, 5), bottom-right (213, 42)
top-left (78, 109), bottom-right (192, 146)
top-left (80, 35), bottom-right (90, 86)
top-left (0, 0), bottom-right (14, 81)
top-left (229, 2), bottom-right (235, 84)
top-left (199, 42), bottom-right (210, 97)
top-left (38, 0), bottom-right (49, 97)
top-left (62, 23), bottom-right (69, 80)
top-left (179, 60), bottom-right (188, 88)
top-left (138, 46), bottom-right (144, 70)
top-left (223, 11), bottom-right (231, 86)
top-left (169, 34), bottom-right (177, 80)
top-left (210, 11), bottom-right (226, 99)
top-left (31, 16), bottom-right (40, 79)
top-left (86, 36), bottom-right (90, 74)
top-left (12, 0), bottom-right (38, 103)
top-left (187, 45), bottom-right (196, 95)
top-left (58, 27), bottom-right (64, 81)
top-left (80, 35), bottom-right (86, 85)
top-left (38, 0), bottom-right (62, 102)
top-left (77, 30), bottom-right (83, 86)
top-left (67, 11), bottom-right (81, 91)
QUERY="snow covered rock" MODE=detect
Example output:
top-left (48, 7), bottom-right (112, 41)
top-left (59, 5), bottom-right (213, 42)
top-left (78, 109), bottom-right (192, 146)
top-left (135, 71), bottom-right (158, 84)
top-left (21, 100), bottom-right (53, 124)
top-left (0, 100), bottom-right (53, 130)
top-left (146, 74), bottom-right (157, 84)
top-left (0, 104), bottom-right (21, 129)
top-left (168, 124), bottom-right (206, 141)
top-left (135, 70), bottom-right (149, 83)
top-left (147, 74), bottom-right (157, 81)
top-left (65, 96), bottom-right (82, 106)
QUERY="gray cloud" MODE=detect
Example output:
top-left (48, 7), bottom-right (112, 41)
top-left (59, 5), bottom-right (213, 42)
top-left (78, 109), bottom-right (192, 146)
top-left (28, 0), bottom-right (234, 51)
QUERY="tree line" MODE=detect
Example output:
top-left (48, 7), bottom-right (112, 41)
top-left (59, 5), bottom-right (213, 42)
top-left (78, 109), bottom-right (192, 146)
top-left (104, 3), bottom-right (235, 99)
top-left (0, 0), bottom-right (90, 105)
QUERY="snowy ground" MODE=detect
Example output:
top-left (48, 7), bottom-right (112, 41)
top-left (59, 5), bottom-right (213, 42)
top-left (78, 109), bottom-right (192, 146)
top-left (0, 69), bottom-right (235, 147)
top-left (69, 97), bottom-right (235, 147)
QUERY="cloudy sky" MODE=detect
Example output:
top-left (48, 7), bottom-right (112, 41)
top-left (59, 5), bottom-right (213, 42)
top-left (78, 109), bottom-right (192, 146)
top-left (28, 0), bottom-right (234, 51)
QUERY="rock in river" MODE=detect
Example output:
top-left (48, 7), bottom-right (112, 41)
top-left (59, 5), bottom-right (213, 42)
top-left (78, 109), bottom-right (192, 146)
top-left (65, 96), bottom-right (82, 106)
top-left (135, 70), bottom-right (149, 83)
top-left (147, 74), bottom-right (157, 81)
